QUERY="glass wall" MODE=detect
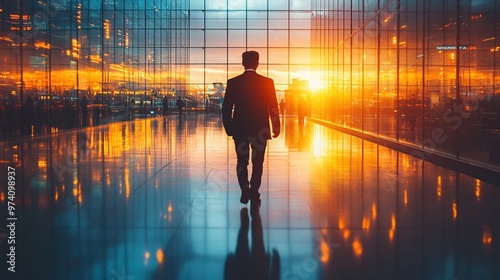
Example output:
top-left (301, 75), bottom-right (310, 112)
top-left (0, 0), bottom-right (189, 133)
top-left (188, 0), bottom-right (316, 116)
top-left (311, 0), bottom-right (500, 167)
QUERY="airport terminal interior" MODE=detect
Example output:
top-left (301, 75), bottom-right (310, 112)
top-left (0, 0), bottom-right (499, 279)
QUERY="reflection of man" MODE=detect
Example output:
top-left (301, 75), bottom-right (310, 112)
top-left (222, 50), bottom-right (280, 204)
top-left (224, 206), bottom-right (280, 280)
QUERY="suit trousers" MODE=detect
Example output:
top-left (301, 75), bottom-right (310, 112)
top-left (234, 135), bottom-right (268, 190)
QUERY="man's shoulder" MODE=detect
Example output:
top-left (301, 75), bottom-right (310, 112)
top-left (228, 72), bottom-right (274, 84)
top-left (255, 73), bottom-right (274, 83)
top-left (228, 73), bottom-right (245, 82)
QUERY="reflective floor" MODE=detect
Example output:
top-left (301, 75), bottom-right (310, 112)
top-left (0, 114), bottom-right (499, 280)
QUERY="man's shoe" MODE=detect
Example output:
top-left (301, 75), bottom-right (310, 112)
top-left (249, 189), bottom-right (261, 204)
top-left (240, 187), bottom-right (250, 204)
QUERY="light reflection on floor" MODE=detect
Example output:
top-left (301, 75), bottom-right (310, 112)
top-left (0, 114), bottom-right (499, 280)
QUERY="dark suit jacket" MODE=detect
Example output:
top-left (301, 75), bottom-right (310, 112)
top-left (222, 70), bottom-right (280, 140)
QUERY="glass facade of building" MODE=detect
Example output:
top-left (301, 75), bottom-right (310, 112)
top-left (1, 0), bottom-right (499, 169)
top-left (311, 0), bottom-right (500, 168)
top-left (0, 0), bottom-right (189, 130)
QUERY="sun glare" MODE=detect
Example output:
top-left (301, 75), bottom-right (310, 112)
top-left (310, 79), bottom-right (322, 91)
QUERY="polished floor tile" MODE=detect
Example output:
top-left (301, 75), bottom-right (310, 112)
top-left (0, 114), bottom-right (499, 280)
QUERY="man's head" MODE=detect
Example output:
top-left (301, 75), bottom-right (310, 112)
top-left (242, 51), bottom-right (259, 70)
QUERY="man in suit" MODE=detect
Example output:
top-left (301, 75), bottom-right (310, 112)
top-left (222, 51), bottom-right (281, 204)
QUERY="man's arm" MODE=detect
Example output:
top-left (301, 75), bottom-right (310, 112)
top-left (268, 80), bottom-right (280, 138)
top-left (222, 80), bottom-right (235, 136)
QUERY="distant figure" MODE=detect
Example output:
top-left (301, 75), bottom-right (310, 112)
top-left (35, 99), bottom-right (46, 133)
top-left (162, 96), bottom-right (169, 117)
top-left (176, 96), bottom-right (184, 117)
top-left (22, 95), bottom-right (35, 134)
top-left (81, 96), bottom-right (89, 126)
top-left (297, 94), bottom-right (307, 126)
top-left (279, 99), bottom-right (286, 120)
top-left (222, 50), bottom-right (280, 205)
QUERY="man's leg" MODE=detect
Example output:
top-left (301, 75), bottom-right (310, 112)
top-left (249, 138), bottom-right (267, 201)
top-left (234, 138), bottom-right (250, 203)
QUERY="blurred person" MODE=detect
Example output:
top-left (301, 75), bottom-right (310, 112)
top-left (176, 96), bottom-right (184, 117)
top-left (279, 99), bottom-right (286, 121)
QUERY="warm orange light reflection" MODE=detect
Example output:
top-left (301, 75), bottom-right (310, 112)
top-left (389, 229), bottom-right (395, 241)
top-left (475, 180), bottom-right (481, 201)
top-left (453, 203), bottom-right (457, 219)
top-left (389, 214), bottom-right (397, 242)
top-left (124, 167), bottom-right (131, 199)
top-left (437, 176), bottom-right (442, 200)
top-left (156, 249), bottom-right (164, 264)
top-left (404, 189), bottom-right (408, 205)
top-left (483, 228), bottom-right (492, 247)
top-left (371, 203), bottom-right (377, 219)
top-left (338, 219), bottom-right (345, 230)
top-left (319, 240), bottom-right (331, 263)
top-left (34, 41), bottom-right (51, 49)
top-left (1, 192), bottom-right (5, 202)
top-left (343, 230), bottom-right (351, 240)
top-left (145, 251), bottom-right (150, 260)
top-left (38, 159), bottom-right (47, 168)
top-left (352, 239), bottom-right (363, 257)
top-left (339, 218), bottom-right (350, 240)
top-left (362, 217), bottom-right (370, 231)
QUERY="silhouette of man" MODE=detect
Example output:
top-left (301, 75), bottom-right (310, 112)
top-left (222, 50), bottom-right (280, 204)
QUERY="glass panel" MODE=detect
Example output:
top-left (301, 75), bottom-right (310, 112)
top-left (290, 48), bottom-right (311, 65)
top-left (269, 30), bottom-right (289, 47)
top-left (190, 30), bottom-right (205, 47)
top-left (247, 11), bottom-right (269, 29)
top-left (247, 30), bottom-right (268, 47)
top-left (228, 48), bottom-right (247, 64)
top-left (290, 30), bottom-right (311, 47)
top-left (228, 11), bottom-right (246, 29)
top-left (206, 30), bottom-right (228, 47)
top-left (205, 48), bottom-right (229, 64)
top-left (268, 11), bottom-right (289, 29)
top-left (269, 48), bottom-right (289, 64)
top-left (228, 30), bottom-right (247, 47)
